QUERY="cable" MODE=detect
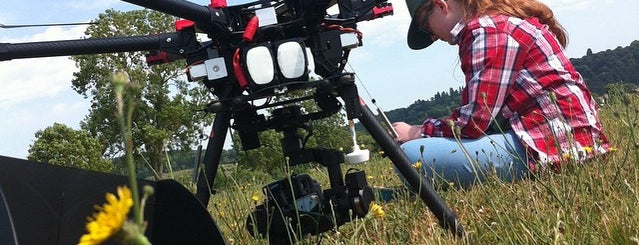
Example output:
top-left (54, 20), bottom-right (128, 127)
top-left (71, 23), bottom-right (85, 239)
top-left (345, 62), bottom-right (374, 101)
top-left (346, 62), bottom-right (398, 138)
top-left (1, 22), bottom-right (97, 28)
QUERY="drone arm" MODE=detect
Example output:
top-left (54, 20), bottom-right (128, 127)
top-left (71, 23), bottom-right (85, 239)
top-left (122, 0), bottom-right (211, 23)
top-left (0, 33), bottom-right (181, 61)
top-left (121, 0), bottom-right (230, 37)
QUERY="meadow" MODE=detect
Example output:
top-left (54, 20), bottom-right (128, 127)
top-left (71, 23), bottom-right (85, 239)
top-left (174, 92), bottom-right (639, 244)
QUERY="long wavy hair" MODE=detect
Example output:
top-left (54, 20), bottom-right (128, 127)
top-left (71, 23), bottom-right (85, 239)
top-left (458, 0), bottom-right (568, 47)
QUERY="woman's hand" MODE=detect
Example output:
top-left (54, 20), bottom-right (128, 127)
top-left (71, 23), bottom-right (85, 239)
top-left (392, 122), bottom-right (424, 143)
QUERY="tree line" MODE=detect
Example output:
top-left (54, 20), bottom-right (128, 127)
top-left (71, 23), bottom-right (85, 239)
top-left (571, 40), bottom-right (639, 95)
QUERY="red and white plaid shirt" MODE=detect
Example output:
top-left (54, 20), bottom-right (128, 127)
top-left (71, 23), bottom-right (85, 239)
top-left (421, 14), bottom-right (610, 168)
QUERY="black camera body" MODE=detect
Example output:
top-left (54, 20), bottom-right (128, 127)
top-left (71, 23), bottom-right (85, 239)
top-left (247, 171), bottom-right (374, 244)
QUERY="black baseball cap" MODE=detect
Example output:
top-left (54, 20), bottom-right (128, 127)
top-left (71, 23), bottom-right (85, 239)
top-left (406, 0), bottom-right (434, 50)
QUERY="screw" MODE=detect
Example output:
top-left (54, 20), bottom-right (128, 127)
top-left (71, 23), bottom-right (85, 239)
top-left (179, 49), bottom-right (185, 54)
top-left (212, 65), bottom-right (220, 72)
top-left (166, 37), bottom-right (172, 43)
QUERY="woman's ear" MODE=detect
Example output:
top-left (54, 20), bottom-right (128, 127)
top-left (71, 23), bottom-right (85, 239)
top-left (433, 0), bottom-right (449, 13)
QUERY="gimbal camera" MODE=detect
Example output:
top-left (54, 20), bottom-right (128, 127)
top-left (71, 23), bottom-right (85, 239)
top-left (0, 0), bottom-right (465, 243)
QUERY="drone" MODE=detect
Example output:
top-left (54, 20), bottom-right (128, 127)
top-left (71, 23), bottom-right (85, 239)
top-left (0, 0), bottom-right (464, 244)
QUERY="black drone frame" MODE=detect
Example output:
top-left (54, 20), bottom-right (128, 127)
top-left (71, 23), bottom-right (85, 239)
top-left (0, 0), bottom-right (465, 242)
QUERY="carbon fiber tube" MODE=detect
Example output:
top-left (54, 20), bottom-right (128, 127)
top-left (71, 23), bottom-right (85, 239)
top-left (0, 34), bottom-right (177, 61)
top-left (195, 109), bottom-right (231, 206)
top-left (356, 99), bottom-right (466, 238)
top-left (121, 0), bottom-right (211, 23)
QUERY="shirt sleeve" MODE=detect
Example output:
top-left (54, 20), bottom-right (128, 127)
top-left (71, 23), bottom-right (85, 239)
top-left (422, 26), bottom-right (523, 138)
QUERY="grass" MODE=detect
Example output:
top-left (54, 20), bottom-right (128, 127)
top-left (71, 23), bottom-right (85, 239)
top-left (171, 93), bottom-right (639, 244)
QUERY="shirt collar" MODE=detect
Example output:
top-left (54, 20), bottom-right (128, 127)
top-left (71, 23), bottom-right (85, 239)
top-left (450, 20), bottom-right (466, 45)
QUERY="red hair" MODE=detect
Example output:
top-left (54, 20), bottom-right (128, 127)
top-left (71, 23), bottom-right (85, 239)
top-left (458, 0), bottom-right (568, 47)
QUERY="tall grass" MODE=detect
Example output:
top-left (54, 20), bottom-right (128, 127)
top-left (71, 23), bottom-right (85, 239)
top-left (176, 92), bottom-right (638, 244)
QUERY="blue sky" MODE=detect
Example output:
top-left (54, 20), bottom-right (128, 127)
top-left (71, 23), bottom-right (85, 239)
top-left (1, 0), bottom-right (638, 159)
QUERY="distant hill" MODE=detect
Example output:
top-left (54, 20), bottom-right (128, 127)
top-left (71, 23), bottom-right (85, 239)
top-left (385, 40), bottom-right (639, 124)
top-left (571, 40), bottom-right (639, 95)
top-left (385, 87), bottom-right (462, 125)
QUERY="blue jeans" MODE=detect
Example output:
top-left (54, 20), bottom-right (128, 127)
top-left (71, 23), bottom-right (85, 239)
top-left (396, 131), bottom-right (529, 189)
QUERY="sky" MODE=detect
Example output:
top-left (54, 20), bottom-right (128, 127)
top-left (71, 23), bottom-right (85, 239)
top-left (1, 0), bottom-right (638, 159)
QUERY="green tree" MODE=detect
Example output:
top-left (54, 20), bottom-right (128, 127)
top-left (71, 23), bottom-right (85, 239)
top-left (71, 9), bottom-right (210, 179)
top-left (28, 123), bottom-right (112, 172)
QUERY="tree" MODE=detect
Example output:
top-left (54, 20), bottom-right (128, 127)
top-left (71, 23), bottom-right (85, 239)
top-left (71, 9), bottom-right (211, 179)
top-left (28, 123), bottom-right (112, 172)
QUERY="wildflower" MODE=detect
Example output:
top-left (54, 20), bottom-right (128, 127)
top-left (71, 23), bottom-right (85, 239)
top-left (562, 152), bottom-right (572, 161)
top-left (609, 147), bottom-right (617, 152)
top-left (582, 146), bottom-right (593, 155)
top-left (446, 120), bottom-right (455, 129)
top-left (252, 195), bottom-right (260, 203)
top-left (367, 175), bottom-right (374, 181)
top-left (412, 160), bottom-right (422, 169)
top-left (78, 186), bottom-right (133, 245)
top-left (142, 185), bottom-right (154, 196)
top-left (369, 203), bottom-right (385, 219)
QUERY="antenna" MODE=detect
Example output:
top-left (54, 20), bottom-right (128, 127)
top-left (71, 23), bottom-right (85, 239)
top-left (0, 22), bottom-right (96, 29)
top-left (345, 119), bottom-right (370, 164)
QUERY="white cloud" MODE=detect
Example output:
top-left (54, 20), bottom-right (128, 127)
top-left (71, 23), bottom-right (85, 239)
top-left (9, 25), bottom-right (87, 42)
top-left (0, 26), bottom-right (86, 109)
top-left (0, 25), bottom-right (89, 158)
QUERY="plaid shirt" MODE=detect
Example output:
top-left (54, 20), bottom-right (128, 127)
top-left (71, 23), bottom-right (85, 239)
top-left (421, 14), bottom-right (610, 167)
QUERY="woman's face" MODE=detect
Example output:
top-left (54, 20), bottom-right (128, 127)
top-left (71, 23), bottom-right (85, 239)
top-left (414, 0), bottom-right (463, 44)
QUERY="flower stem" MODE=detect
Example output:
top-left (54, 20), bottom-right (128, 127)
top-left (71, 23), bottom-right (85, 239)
top-left (124, 97), bottom-right (143, 227)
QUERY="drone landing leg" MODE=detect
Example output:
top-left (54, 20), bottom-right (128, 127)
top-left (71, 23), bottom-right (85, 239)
top-left (335, 76), bottom-right (466, 238)
top-left (195, 109), bottom-right (231, 206)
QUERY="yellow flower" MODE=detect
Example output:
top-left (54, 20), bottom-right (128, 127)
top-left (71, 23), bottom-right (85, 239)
top-left (583, 147), bottom-right (593, 154)
top-left (78, 186), bottom-right (133, 245)
top-left (252, 195), bottom-right (260, 202)
top-left (412, 160), bottom-right (422, 169)
top-left (369, 203), bottom-right (385, 219)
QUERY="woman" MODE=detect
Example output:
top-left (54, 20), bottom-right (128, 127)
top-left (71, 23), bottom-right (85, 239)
top-left (393, 0), bottom-right (610, 188)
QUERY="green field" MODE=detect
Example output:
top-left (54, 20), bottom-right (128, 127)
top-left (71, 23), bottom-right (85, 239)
top-left (172, 92), bottom-right (638, 244)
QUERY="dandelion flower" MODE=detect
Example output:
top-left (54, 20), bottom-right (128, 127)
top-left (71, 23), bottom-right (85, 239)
top-left (412, 160), bottom-right (422, 169)
top-left (252, 195), bottom-right (260, 202)
top-left (369, 203), bottom-right (385, 219)
top-left (78, 186), bottom-right (133, 245)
